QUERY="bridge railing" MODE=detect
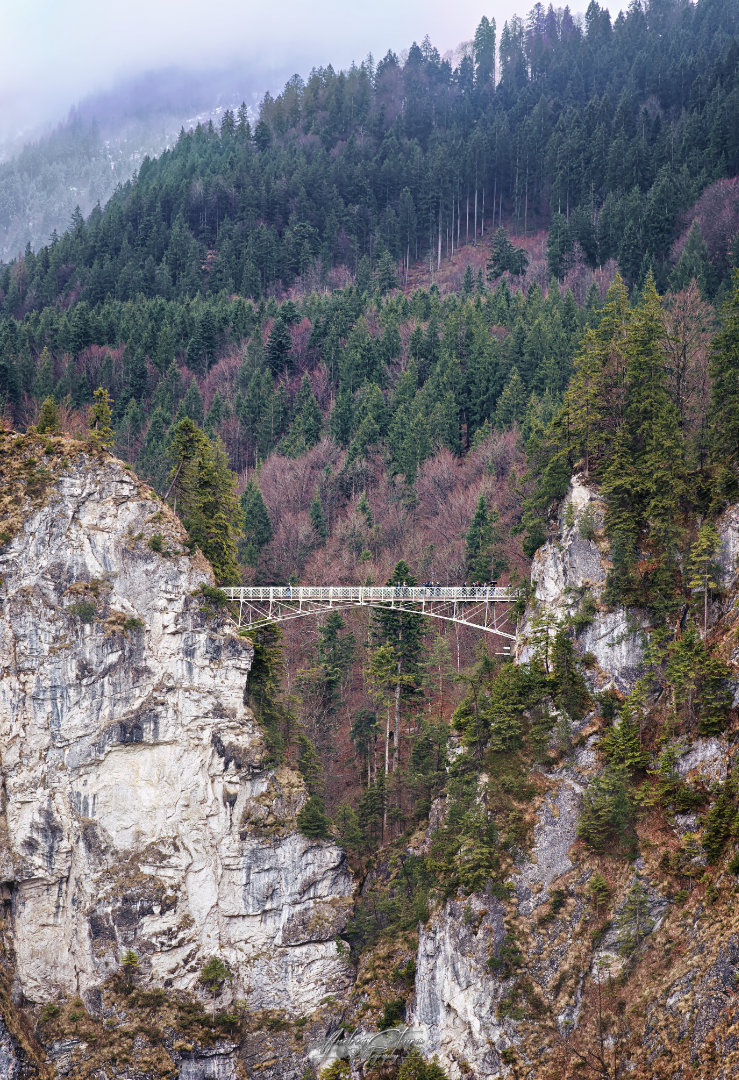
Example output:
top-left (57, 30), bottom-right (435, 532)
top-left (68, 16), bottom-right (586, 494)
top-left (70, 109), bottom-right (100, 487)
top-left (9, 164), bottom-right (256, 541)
top-left (223, 586), bottom-right (518, 602)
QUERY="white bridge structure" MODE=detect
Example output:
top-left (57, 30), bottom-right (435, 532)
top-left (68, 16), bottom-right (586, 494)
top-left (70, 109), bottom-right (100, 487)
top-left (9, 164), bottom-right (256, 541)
top-left (222, 585), bottom-right (520, 647)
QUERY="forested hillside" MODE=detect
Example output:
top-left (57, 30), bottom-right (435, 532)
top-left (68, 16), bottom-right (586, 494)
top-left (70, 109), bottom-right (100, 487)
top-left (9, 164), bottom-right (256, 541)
top-left (0, 0), bottom-right (737, 814)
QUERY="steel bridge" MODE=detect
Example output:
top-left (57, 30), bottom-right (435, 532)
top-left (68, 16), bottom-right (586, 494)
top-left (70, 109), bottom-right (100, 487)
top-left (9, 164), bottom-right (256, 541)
top-left (223, 585), bottom-right (519, 649)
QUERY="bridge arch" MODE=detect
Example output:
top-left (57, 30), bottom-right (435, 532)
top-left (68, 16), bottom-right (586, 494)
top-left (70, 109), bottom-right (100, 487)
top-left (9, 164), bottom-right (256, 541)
top-left (223, 586), bottom-right (519, 650)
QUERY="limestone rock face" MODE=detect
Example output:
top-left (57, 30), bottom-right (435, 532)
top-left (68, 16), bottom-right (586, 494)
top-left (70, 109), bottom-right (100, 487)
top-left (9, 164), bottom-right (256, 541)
top-left (413, 896), bottom-right (509, 1079)
top-left (717, 503), bottom-right (739, 593)
top-left (518, 475), bottom-right (646, 692)
top-left (411, 742), bottom-right (597, 1079)
top-left (0, 452), bottom-right (352, 1013)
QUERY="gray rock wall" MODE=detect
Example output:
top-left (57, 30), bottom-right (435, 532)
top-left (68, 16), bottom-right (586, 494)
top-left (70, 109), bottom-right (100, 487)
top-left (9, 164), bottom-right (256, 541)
top-left (0, 454), bottom-right (353, 1015)
top-left (518, 475), bottom-right (647, 692)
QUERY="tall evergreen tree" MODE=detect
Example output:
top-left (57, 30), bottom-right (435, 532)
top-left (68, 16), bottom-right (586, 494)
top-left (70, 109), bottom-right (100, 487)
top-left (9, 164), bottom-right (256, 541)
top-left (87, 387), bottom-right (115, 450)
top-left (464, 495), bottom-right (506, 581)
top-left (371, 561), bottom-right (426, 778)
top-left (168, 419), bottom-right (242, 583)
top-left (240, 479), bottom-right (273, 567)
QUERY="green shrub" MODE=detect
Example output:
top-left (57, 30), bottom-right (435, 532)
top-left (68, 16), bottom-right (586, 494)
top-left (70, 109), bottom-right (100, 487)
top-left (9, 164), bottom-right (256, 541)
top-left (320, 1063), bottom-right (350, 1080)
top-left (67, 600), bottom-right (97, 623)
top-left (487, 931), bottom-right (523, 975)
top-left (148, 534), bottom-right (164, 553)
top-left (588, 872), bottom-right (611, 914)
top-left (397, 1050), bottom-right (451, 1080)
top-left (728, 851), bottom-right (739, 875)
top-left (597, 690), bottom-right (620, 720)
top-left (297, 795), bottom-right (331, 839)
top-left (123, 616), bottom-right (145, 631)
top-left (377, 996), bottom-right (406, 1030)
top-left (41, 1003), bottom-right (60, 1022)
top-left (703, 782), bottom-right (739, 862)
top-left (578, 506), bottom-right (597, 541)
top-left (549, 887), bottom-right (567, 915)
top-left (198, 584), bottom-right (228, 606)
top-left (578, 765), bottom-right (637, 854)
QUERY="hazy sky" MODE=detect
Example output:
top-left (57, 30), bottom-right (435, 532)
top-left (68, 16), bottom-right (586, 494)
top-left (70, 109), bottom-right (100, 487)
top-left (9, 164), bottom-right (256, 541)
top-left (0, 0), bottom-right (626, 143)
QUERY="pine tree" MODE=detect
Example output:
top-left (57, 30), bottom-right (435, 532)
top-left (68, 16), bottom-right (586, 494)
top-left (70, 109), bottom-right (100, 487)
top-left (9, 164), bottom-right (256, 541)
top-left (494, 368), bottom-right (526, 429)
top-left (616, 877), bottom-right (653, 956)
top-left (297, 794), bottom-right (331, 839)
top-left (168, 419), bottom-right (242, 583)
top-left (239, 479), bottom-right (273, 567)
top-left (177, 377), bottom-right (205, 426)
top-left (87, 387), bottom-right (115, 449)
top-left (309, 488), bottom-right (328, 539)
top-left (464, 495), bottom-right (506, 581)
top-left (199, 956), bottom-right (232, 1020)
top-left (120, 949), bottom-right (139, 986)
top-left (687, 522), bottom-right (721, 634)
top-left (36, 396), bottom-right (61, 435)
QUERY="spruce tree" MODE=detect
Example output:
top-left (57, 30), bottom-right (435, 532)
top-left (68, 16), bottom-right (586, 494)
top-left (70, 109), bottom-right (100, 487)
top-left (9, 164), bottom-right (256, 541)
top-left (297, 794), bottom-right (331, 839)
top-left (266, 314), bottom-right (293, 375)
top-left (36, 396), bottom-right (61, 435)
top-left (487, 227), bottom-right (528, 280)
top-left (494, 368), bottom-right (526, 429)
top-left (316, 610), bottom-right (355, 706)
top-left (330, 388), bottom-right (353, 446)
top-left (464, 495), bottom-right (506, 581)
top-left (177, 377), bottom-right (205, 426)
top-left (616, 877), bottom-right (653, 956)
top-left (371, 561), bottom-right (426, 782)
top-left (565, 273), bottom-right (630, 475)
top-left (168, 419), bottom-right (242, 584)
top-left (87, 387), bottom-right (115, 450)
top-left (309, 488), bottom-right (328, 539)
top-left (625, 273), bottom-right (686, 551)
top-left (687, 522), bottom-right (721, 634)
top-left (239, 479), bottom-right (273, 567)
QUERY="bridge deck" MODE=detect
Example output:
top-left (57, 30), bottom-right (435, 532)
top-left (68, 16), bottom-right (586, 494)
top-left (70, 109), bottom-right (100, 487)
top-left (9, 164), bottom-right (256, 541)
top-left (224, 586), bottom-right (517, 602)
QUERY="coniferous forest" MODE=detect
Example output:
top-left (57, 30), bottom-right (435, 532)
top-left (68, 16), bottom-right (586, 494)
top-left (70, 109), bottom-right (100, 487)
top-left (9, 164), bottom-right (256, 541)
top-left (3, 3), bottom-right (739, 1055)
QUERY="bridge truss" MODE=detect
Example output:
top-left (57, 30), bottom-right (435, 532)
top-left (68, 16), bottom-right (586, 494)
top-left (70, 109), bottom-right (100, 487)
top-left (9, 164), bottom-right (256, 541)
top-left (223, 586), bottom-right (519, 650)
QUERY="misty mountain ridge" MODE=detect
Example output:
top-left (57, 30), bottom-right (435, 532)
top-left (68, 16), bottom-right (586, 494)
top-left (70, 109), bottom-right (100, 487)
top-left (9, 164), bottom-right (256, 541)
top-left (0, 63), bottom-right (281, 260)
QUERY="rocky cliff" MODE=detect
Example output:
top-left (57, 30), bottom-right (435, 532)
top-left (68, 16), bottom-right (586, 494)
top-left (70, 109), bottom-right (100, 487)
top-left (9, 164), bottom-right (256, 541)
top-left (518, 474), bottom-right (647, 692)
top-left (408, 474), bottom-right (739, 1080)
top-left (0, 435), bottom-right (353, 1078)
top-left (4, 442), bottom-right (739, 1080)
